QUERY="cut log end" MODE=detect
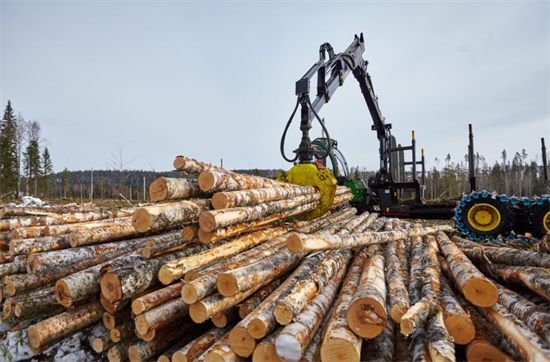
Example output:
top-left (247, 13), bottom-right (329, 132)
top-left (274, 303), bottom-right (293, 325)
top-left (108, 346), bottom-right (124, 362)
top-left (216, 273), bottom-right (239, 297)
top-left (92, 338), bottom-right (105, 353)
top-left (211, 194), bottom-right (229, 210)
top-left (229, 326), bottom-right (256, 357)
top-left (248, 318), bottom-right (268, 339)
top-left (189, 302), bottom-right (208, 323)
top-left (134, 314), bottom-right (151, 335)
top-left (131, 299), bottom-right (146, 315)
top-left (158, 267), bottom-right (176, 286)
top-left (204, 352), bottom-right (225, 362)
top-left (172, 351), bottom-right (188, 362)
top-left (444, 314), bottom-right (476, 345)
top-left (390, 304), bottom-right (408, 324)
top-left (275, 334), bottom-right (302, 362)
top-left (463, 279), bottom-right (499, 307)
top-left (55, 280), bottom-right (73, 308)
top-left (132, 208), bottom-right (153, 233)
top-left (128, 345), bottom-right (143, 362)
top-left (198, 228), bottom-right (214, 244)
top-left (199, 212), bottom-right (217, 233)
top-left (182, 226), bottom-right (197, 241)
top-left (109, 328), bottom-right (121, 342)
top-left (181, 284), bottom-right (199, 304)
top-left (286, 234), bottom-right (304, 253)
top-left (346, 299), bottom-right (387, 339)
top-left (27, 325), bottom-right (42, 349)
top-left (211, 313), bottom-right (228, 328)
top-left (158, 356), bottom-right (170, 362)
top-left (141, 248), bottom-right (152, 258)
top-left (69, 233), bottom-right (79, 248)
top-left (149, 178), bottom-right (169, 203)
top-left (100, 273), bottom-right (123, 304)
top-left (6, 280), bottom-right (16, 296)
top-left (253, 343), bottom-right (282, 362)
top-left (320, 339), bottom-right (361, 362)
top-left (466, 341), bottom-right (512, 362)
top-left (198, 171), bottom-right (216, 192)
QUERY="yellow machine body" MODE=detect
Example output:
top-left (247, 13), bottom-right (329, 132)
top-left (277, 163), bottom-right (337, 220)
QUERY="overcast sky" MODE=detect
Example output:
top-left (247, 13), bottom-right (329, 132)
top-left (1, 1), bottom-right (548, 173)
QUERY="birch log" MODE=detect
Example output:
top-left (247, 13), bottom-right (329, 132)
top-left (159, 225), bottom-right (293, 285)
top-left (238, 279), bottom-right (282, 318)
top-left (182, 224), bottom-right (198, 241)
top-left (172, 327), bottom-right (227, 362)
top-left (132, 281), bottom-right (185, 315)
top-left (440, 276), bottom-right (475, 345)
top-left (27, 301), bottom-right (104, 350)
top-left (128, 323), bottom-right (192, 362)
top-left (69, 223), bottom-right (139, 247)
top-left (149, 177), bottom-right (204, 202)
top-left (10, 235), bottom-right (70, 256)
top-left (346, 254), bottom-right (387, 339)
top-left (212, 185), bottom-right (317, 209)
top-left (132, 199), bottom-right (211, 233)
top-left (320, 249), bottom-right (368, 362)
top-left (427, 310), bottom-right (456, 362)
top-left (211, 306), bottom-right (239, 328)
top-left (436, 231), bottom-right (498, 307)
top-left (286, 225), bottom-right (453, 253)
top-left (274, 265), bottom-right (346, 362)
top-left (173, 156), bottom-right (217, 174)
top-left (274, 249), bottom-right (352, 325)
top-left (229, 252), bottom-right (326, 357)
top-left (252, 327), bottom-right (284, 362)
top-left (359, 320), bottom-right (395, 362)
top-left (386, 237), bottom-right (410, 323)
top-left (203, 334), bottom-right (244, 362)
top-left (10, 226), bottom-right (46, 239)
top-left (142, 237), bottom-right (197, 258)
top-left (134, 298), bottom-right (190, 334)
top-left (198, 168), bottom-right (289, 193)
top-left (200, 194), bottom-right (320, 232)
top-left (0, 260), bottom-right (26, 278)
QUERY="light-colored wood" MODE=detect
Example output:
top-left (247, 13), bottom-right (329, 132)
top-left (132, 281), bottom-right (185, 315)
top-left (172, 327), bottom-right (227, 362)
top-left (69, 223), bottom-right (137, 247)
top-left (204, 334), bottom-right (244, 362)
top-left (427, 310), bottom-right (456, 362)
top-left (132, 199), bottom-right (210, 233)
top-left (149, 177), bottom-right (204, 202)
top-left (238, 279), bottom-right (283, 319)
top-left (198, 168), bottom-right (290, 193)
top-left (134, 298), bottom-right (189, 334)
top-left (128, 323), bottom-right (192, 362)
top-left (211, 306), bottom-right (239, 328)
top-left (252, 327), bottom-right (284, 362)
top-left (212, 186), bottom-right (317, 209)
top-left (182, 224), bottom-right (198, 241)
top-left (10, 235), bottom-right (70, 256)
top-left (440, 275), bottom-right (475, 345)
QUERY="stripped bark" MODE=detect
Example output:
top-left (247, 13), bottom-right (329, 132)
top-left (347, 253), bottom-right (387, 339)
top-left (149, 177), bottom-right (204, 202)
top-left (427, 310), bottom-right (455, 362)
top-left (440, 275), bottom-right (475, 345)
top-left (44, 217), bottom-right (130, 237)
top-left (436, 231), bottom-right (498, 307)
top-left (274, 249), bottom-right (352, 325)
top-left (132, 199), bottom-right (211, 233)
top-left (200, 194), bottom-right (320, 232)
top-left (228, 252), bottom-right (327, 357)
top-left (134, 298), bottom-right (189, 334)
top-left (212, 185), bottom-right (317, 210)
top-left (27, 301), bottom-right (104, 350)
top-left (172, 327), bottom-right (227, 362)
top-left (14, 286), bottom-right (58, 318)
top-left (10, 235), bottom-right (70, 256)
top-left (132, 280), bottom-right (185, 315)
top-left (274, 265), bottom-right (346, 362)
top-left (69, 223), bottom-right (139, 247)
top-left (10, 226), bottom-right (46, 239)
top-left (159, 225), bottom-right (293, 285)
top-left (320, 249), bottom-right (368, 362)
top-left (386, 236), bottom-right (410, 323)
top-left (286, 225), bottom-right (453, 253)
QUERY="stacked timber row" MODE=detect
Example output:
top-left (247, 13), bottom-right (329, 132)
top-left (0, 155), bottom-right (549, 362)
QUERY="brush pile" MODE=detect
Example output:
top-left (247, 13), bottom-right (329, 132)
top-left (0, 156), bottom-right (549, 362)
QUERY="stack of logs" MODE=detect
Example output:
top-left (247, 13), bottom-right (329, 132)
top-left (0, 156), bottom-right (549, 362)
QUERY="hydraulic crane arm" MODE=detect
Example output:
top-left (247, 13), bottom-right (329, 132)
top-left (280, 33), bottom-right (391, 166)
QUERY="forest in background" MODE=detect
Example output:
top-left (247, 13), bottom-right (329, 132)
top-left (1, 100), bottom-right (547, 203)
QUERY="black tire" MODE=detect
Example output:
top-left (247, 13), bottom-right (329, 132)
top-left (527, 202), bottom-right (550, 238)
top-left (457, 196), bottom-right (514, 238)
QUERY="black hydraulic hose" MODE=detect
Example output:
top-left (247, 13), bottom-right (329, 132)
top-left (305, 95), bottom-right (332, 160)
top-left (280, 96), bottom-right (301, 163)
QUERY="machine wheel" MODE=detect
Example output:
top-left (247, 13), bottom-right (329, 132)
top-left (457, 196), bottom-right (514, 238)
top-left (527, 202), bottom-right (550, 238)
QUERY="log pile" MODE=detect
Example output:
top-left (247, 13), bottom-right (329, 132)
top-left (1, 155), bottom-right (550, 362)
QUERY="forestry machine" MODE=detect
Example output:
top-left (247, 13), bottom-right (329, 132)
top-left (278, 33), bottom-right (550, 240)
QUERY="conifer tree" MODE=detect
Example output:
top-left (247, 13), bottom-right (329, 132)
top-left (0, 101), bottom-right (19, 198)
top-left (41, 147), bottom-right (55, 196)
top-left (61, 167), bottom-right (71, 198)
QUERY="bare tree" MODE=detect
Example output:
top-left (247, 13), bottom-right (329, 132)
top-left (15, 113), bottom-right (27, 198)
top-left (106, 143), bottom-right (137, 198)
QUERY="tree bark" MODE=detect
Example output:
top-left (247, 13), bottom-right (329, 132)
top-left (159, 225), bottom-right (293, 285)
top-left (211, 306), bottom-right (239, 328)
top-left (134, 298), bottom-right (190, 334)
top-left (0, 205), bottom-right (97, 219)
top-left (452, 236), bottom-right (550, 268)
top-left (198, 168), bottom-right (289, 193)
top-left (401, 235), bottom-right (441, 337)
top-left (150, 177), bottom-right (205, 202)
top-left (172, 327), bottom-right (227, 362)
top-left (10, 226), bottom-right (46, 239)
top-left (103, 307), bottom-right (131, 330)
top-left (182, 239), bottom-right (284, 304)
top-left (440, 275), bottom-right (475, 345)
top-left (182, 224), bottom-right (198, 241)
top-left (173, 156), bottom-right (218, 174)
top-left (26, 300), bottom-right (104, 350)
top-left (286, 225), bottom-right (453, 253)
top-left (128, 322), bottom-right (192, 362)
top-left (320, 249), bottom-right (368, 362)
top-left (10, 235), bottom-right (70, 256)
top-left (252, 327), bottom-right (284, 362)
top-left (346, 254), bottom-right (387, 339)
top-left (203, 334), bottom-right (244, 362)
top-left (228, 252), bottom-right (327, 357)
top-left (142, 237), bottom-right (198, 258)
top-left (238, 279), bottom-right (283, 318)
top-left (274, 265), bottom-right (346, 362)
top-left (427, 310), bottom-right (455, 362)
top-left (302, 305), bottom-right (334, 362)
top-left (216, 247), bottom-right (303, 297)
top-left (13, 286), bottom-right (58, 318)
top-left (274, 249), bottom-right (352, 325)
top-left (359, 320), bottom-right (395, 362)
top-left (132, 280), bottom-right (185, 315)
top-left (0, 260), bottom-right (26, 278)
top-left (436, 231), bottom-right (498, 307)
top-left (200, 194), bottom-right (320, 232)
top-left (478, 303), bottom-right (550, 362)
top-left (69, 223), bottom-right (139, 247)
top-left (107, 335), bottom-right (139, 362)
top-left (132, 199), bottom-right (211, 233)
top-left (212, 186), bottom-right (318, 210)
top-left (386, 237), bottom-right (410, 323)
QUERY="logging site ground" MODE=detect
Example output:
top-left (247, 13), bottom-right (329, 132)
top-left (0, 2), bottom-right (549, 362)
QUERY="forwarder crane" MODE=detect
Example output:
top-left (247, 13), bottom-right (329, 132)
top-left (278, 33), bottom-right (550, 240)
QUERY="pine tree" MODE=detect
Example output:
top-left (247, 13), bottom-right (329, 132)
top-left (61, 168), bottom-right (71, 198)
top-left (41, 147), bottom-right (54, 197)
top-left (23, 140), bottom-right (41, 196)
top-left (0, 100), bottom-right (19, 198)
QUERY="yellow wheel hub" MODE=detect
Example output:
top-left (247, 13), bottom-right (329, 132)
top-left (543, 211), bottom-right (550, 233)
top-left (467, 203), bottom-right (501, 232)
